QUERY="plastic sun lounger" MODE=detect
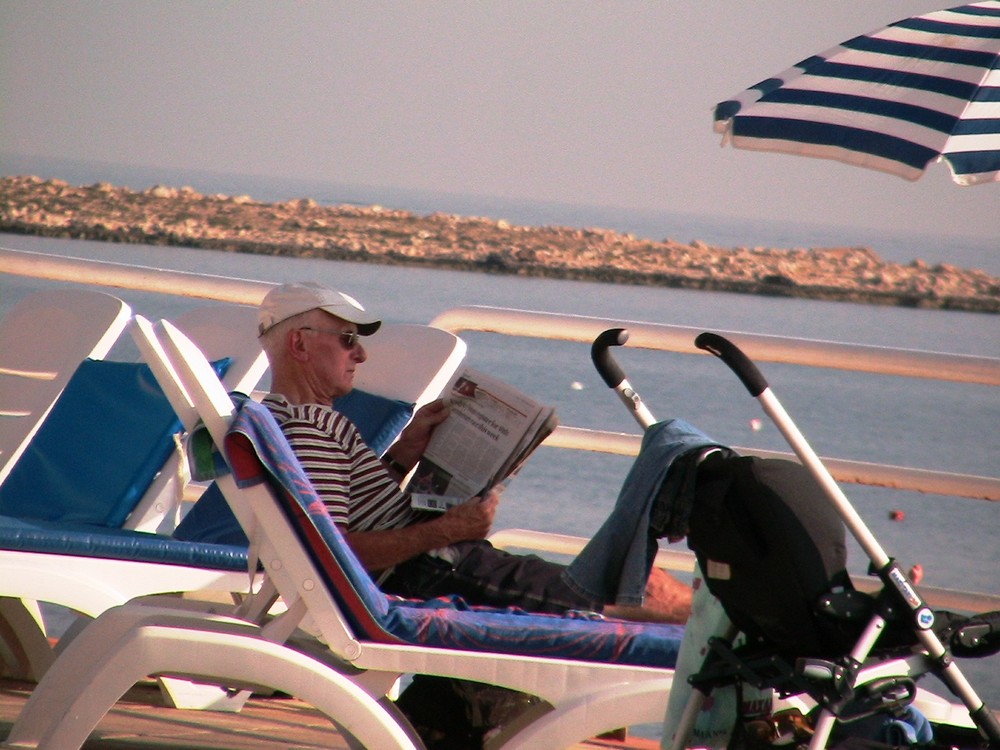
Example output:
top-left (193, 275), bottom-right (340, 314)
top-left (0, 304), bottom-right (268, 709)
top-left (0, 289), bottom-right (132, 486)
top-left (2, 317), bottom-right (685, 750)
top-left (166, 316), bottom-right (471, 548)
top-left (0, 309), bottom-right (468, 713)
top-left (353, 321), bottom-right (469, 413)
top-left (0, 302), bottom-right (268, 535)
top-left (139, 310), bottom-right (467, 530)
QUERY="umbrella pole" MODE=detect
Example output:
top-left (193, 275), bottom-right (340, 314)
top-left (695, 332), bottom-right (1000, 746)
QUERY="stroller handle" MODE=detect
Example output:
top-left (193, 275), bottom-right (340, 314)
top-left (695, 332), bottom-right (768, 397)
top-left (591, 327), bottom-right (656, 429)
top-left (591, 328), bottom-right (630, 388)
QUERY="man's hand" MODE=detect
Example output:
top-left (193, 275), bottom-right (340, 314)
top-left (388, 399), bottom-right (450, 469)
top-left (438, 488), bottom-right (500, 541)
top-left (345, 487), bottom-right (502, 572)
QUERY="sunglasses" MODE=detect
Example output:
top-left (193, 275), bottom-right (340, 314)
top-left (298, 326), bottom-right (361, 350)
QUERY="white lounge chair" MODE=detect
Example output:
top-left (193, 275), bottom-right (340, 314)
top-left (116, 310), bottom-right (466, 532)
top-left (355, 321), bottom-right (468, 412)
top-left (2, 318), bottom-right (685, 750)
top-left (0, 302), bottom-right (267, 535)
top-left (0, 288), bottom-right (132, 686)
top-left (0, 310), bottom-right (467, 714)
top-left (0, 304), bottom-right (267, 706)
top-left (166, 318), bottom-right (469, 546)
top-left (0, 289), bottom-right (131, 486)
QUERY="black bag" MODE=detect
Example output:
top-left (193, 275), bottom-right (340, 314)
top-left (396, 675), bottom-right (538, 749)
top-left (687, 455), bottom-right (858, 657)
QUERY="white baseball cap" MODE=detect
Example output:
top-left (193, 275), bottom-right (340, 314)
top-left (257, 282), bottom-right (382, 337)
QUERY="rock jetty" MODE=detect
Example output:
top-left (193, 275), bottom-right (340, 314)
top-left (1, 175), bottom-right (997, 313)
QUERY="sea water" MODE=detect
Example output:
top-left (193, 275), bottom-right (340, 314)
top-left (0, 176), bottom-right (997, 711)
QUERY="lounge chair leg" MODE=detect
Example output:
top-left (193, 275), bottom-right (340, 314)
top-left (5, 604), bottom-right (420, 750)
top-left (0, 599), bottom-right (55, 681)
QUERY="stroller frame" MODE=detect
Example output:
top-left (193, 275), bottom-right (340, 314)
top-left (591, 329), bottom-right (1000, 749)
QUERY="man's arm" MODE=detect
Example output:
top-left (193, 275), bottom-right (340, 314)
top-left (382, 398), bottom-right (450, 470)
top-left (345, 490), bottom-right (499, 573)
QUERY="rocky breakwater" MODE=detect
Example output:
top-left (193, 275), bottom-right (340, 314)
top-left (2, 175), bottom-right (997, 313)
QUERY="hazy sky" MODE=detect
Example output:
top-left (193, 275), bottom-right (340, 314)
top-left (2, 1), bottom-right (998, 243)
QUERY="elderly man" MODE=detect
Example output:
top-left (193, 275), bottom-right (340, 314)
top-left (255, 281), bottom-right (691, 623)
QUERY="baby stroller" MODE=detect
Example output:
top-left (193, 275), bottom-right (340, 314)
top-left (591, 329), bottom-right (1000, 749)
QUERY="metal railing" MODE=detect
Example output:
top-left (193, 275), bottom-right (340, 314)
top-left (1, 247), bottom-right (275, 306)
top-left (4, 246), bottom-right (998, 612)
top-left (5, 246), bottom-right (997, 504)
top-left (430, 305), bottom-right (1000, 503)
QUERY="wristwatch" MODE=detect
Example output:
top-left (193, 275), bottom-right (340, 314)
top-left (385, 456), bottom-right (409, 475)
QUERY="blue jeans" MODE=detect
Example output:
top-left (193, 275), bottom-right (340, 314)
top-left (563, 419), bottom-right (722, 606)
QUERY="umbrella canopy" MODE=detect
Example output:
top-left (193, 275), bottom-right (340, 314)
top-left (713, 2), bottom-right (1000, 186)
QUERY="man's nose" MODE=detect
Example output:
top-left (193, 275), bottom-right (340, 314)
top-left (353, 342), bottom-right (367, 362)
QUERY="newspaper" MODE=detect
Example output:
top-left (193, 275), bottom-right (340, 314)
top-left (409, 366), bottom-right (557, 511)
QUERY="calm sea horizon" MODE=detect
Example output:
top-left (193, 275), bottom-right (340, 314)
top-left (1, 157), bottom-right (997, 709)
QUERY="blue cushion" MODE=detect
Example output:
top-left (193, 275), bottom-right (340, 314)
top-left (173, 481), bottom-right (248, 546)
top-left (175, 388), bottom-right (413, 546)
top-left (0, 514), bottom-right (248, 570)
top-left (0, 357), bottom-right (230, 528)
top-left (333, 389), bottom-right (413, 456)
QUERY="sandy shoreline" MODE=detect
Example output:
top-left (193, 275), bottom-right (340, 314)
top-left (2, 175), bottom-right (997, 313)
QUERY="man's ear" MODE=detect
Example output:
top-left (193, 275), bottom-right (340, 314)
top-left (287, 327), bottom-right (311, 362)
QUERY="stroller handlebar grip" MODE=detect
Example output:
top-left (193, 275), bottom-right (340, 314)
top-left (695, 332), bottom-right (768, 396)
top-left (591, 328), bottom-right (630, 388)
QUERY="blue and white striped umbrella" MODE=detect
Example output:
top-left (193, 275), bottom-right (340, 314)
top-left (713, 2), bottom-right (1000, 186)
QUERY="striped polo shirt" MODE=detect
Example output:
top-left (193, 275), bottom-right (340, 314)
top-left (262, 393), bottom-right (422, 532)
